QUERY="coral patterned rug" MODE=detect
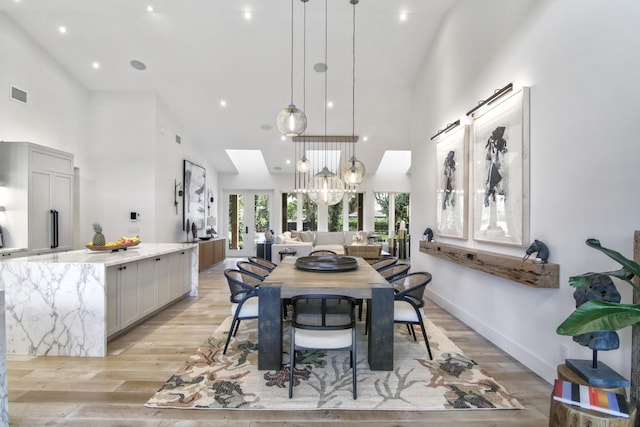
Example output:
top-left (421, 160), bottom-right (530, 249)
top-left (144, 317), bottom-right (524, 411)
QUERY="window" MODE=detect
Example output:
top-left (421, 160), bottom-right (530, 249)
top-left (283, 193), bottom-right (297, 231)
top-left (374, 192), bottom-right (410, 241)
top-left (374, 192), bottom-right (389, 241)
top-left (328, 199), bottom-right (343, 232)
top-left (348, 192), bottom-right (362, 231)
top-left (302, 193), bottom-right (317, 231)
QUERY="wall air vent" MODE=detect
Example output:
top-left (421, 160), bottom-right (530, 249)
top-left (10, 85), bottom-right (27, 104)
top-left (175, 135), bottom-right (182, 144)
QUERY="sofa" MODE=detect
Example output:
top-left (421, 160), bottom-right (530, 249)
top-left (271, 230), bottom-right (377, 264)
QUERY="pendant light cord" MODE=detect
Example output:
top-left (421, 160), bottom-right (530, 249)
top-left (351, 0), bottom-right (356, 163)
top-left (323, 0), bottom-right (328, 167)
top-left (289, 0), bottom-right (295, 105)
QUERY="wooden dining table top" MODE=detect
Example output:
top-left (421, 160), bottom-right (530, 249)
top-left (263, 256), bottom-right (388, 299)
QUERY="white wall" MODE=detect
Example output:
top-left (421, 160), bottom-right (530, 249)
top-left (411, 0), bottom-right (640, 384)
top-left (0, 12), bottom-right (219, 247)
top-left (0, 13), bottom-right (89, 156)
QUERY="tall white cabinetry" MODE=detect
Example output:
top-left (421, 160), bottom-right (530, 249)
top-left (0, 141), bottom-right (74, 254)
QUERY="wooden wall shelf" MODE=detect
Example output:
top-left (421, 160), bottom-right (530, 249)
top-left (419, 240), bottom-right (559, 288)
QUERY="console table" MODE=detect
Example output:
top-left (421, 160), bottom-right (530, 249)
top-left (197, 237), bottom-right (226, 271)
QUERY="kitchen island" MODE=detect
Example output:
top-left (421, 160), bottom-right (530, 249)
top-left (0, 243), bottom-right (198, 357)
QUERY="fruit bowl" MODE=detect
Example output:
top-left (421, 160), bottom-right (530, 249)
top-left (86, 241), bottom-right (141, 252)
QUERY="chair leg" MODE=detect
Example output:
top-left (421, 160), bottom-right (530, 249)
top-left (352, 328), bottom-right (357, 400)
top-left (224, 314), bottom-right (240, 354)
top-left (232, 319), bottom-right (241, 337)
top-left (417, 315), bottom-right (433, 360)
top-left (364, 299), bottom-right (371, 335)
top-left (289, 327), bottom-right (295, 398)
top-left (409, 324), bottom-right (417, 341)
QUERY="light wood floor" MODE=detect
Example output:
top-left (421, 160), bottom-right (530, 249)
top-left (7, 258), bottom-right (551, 426)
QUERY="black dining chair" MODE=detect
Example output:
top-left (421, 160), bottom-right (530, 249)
top-left (370, 256), bottom-right (398, 271)
top-left (237, 260), bottom-right (271, 279)
top-left (223, 268), bottom-right (262, 354)
top-left (392, 272), bottom-right (433, 360)
top-left (248, 256), bottom-right (276, 272)
top-left (309, 250), bottom-right (337, 256)
top-left (378, 263), bottom-right (410, 282)
top-left (289, 294), bottom-right (358, 399)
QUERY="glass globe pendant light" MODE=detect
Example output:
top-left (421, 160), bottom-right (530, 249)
top-left (307, 166), bottom-right (345, 206)
top-left (296, 153), bottom-right (310, 173)
top-left (277, 0), bottom-right (307, 137)
top-left (342, 156), bottom-right (365, 185)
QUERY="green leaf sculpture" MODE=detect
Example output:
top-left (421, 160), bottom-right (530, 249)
top-left (557, 239), bottom-right (640, 336)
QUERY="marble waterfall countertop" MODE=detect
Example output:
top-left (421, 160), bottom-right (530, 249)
top-left (0, 243), bottom-right (199, 357)
top-left (2, 242), bottom-right (197, 267)
top-left (0, 247), bottom-right (28, 257)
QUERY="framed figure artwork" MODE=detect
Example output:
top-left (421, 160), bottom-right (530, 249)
top-left (435, 124), bottom-right (469, 239)
top-left (471, 87), bottom-right (530, 246)
top-left (183, 159), bottom-right (206, 231)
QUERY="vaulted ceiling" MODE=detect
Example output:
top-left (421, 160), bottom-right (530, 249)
top-left (0, 0), bottom-right (456, 175)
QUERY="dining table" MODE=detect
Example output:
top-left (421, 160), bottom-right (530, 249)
top-left (257, 256), bottom-right (394, 371)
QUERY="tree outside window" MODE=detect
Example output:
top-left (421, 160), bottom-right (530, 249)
top-left (328, 199), bottom-right (343, 232)
top-left (302, 193), bottom-right (317, 231)
top-left (374, 192), bottom-right (410, 241)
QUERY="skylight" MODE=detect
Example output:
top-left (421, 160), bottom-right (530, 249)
top-left (225, 149), bottom-right (269, 174)
top-left (376, 150), bottom-right (411, 175)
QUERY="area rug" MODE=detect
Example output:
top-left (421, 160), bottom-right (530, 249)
top-left (144, 317), bottom-right (523, 411)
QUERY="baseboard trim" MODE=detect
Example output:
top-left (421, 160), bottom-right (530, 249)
top-left (426, 288), bottom-right (556, 384)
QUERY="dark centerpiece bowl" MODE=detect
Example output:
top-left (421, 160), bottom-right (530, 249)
top-left (295, 255), bottom-right (358, 272)
top-left (199, 236), bottom-right (212, 241)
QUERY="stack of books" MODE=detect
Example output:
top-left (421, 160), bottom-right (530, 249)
top-left (552, 379), bottom-right (630, 418)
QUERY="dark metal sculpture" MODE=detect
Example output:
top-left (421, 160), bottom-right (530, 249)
top-left (522, 239), bottom-right (549, 263)
top-left (423, 228), bottom-right (434, 242)
top-left (572, 274), bottom-right (621, 351)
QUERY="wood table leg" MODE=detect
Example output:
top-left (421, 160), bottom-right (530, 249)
top-left (368, 283), bottom-right (394, 371)
top-left (258, 284), bottom-right (282, 370)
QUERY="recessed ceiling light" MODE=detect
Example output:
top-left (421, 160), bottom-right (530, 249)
top-left (130, 60), bottom-right (147, 70)
top-left (285, 160), bottom-right (291, 165)
top-left (327, 101), bottom-right (334, 108)
top-left (147, 5), bottom-right (154, 12)
top-left (314, 63), bottom-right (328, 73)
top-left (58, 26), bottom-right (67, 34)
top-left (261, 124), bottom-right (272, 131)
top-left (92, 62), bottom-right (100, 69)
top-left (244, 11), bottom-right (252, 20)
top-left (363, 136), bottom-right (368, 141)
top-left (274, 166), bottom-right (283, 171)
top-left (281, 136), bottom-right (286, 141)
top-left (220, 100), bottom-right (227, 107)
top-left (399, 13), bottom-right (408, 22)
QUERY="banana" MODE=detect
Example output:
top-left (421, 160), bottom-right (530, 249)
top-left (121, 235), bottom-right (140, 241)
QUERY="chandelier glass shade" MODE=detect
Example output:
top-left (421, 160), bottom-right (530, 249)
top-left (277, 105), bottom-right (307, 136)
top-left (341, 156), bottom-right (365, 186)
top-left (296, 154), bottom-right (311, 173)
top-left (306, 166), bottom-right (345, 206)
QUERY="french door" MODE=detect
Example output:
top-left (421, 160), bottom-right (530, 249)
top-left (225, 191), bottom-right (272, 257)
